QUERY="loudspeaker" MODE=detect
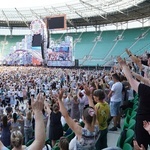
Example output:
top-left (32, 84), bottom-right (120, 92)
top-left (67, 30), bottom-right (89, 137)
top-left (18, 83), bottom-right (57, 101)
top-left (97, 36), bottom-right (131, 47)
top-left (47, 29), bottom-right (50, 48)
top-left (41, 42), bottom-right (44, 59)
top-left (32, 34), bottom-right (42, 47)
top-left (75, 59), bottom-right (79, 67)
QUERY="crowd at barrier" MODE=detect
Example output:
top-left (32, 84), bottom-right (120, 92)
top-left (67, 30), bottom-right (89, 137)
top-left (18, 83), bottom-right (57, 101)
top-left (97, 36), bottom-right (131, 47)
top-left (0, 49), bottom-right (149, 150)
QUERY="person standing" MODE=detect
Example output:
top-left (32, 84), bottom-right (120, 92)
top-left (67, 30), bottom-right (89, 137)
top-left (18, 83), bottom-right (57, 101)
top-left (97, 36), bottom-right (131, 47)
top-left (70, 95), bottom-right (80, 121)
top-left (44, 102), bottom-right (63, 147)
top-left (23, 110), bottom-right (33, 144)
top-left (94, 89), bottom-right (110, 150)
top-left (117, 56), bottom-right (150, 149)
top-left (0, 115), bottom-right (11, 147)
top-left (0, 93), bottom-right (46, 150)
top-left (58, 89), bottom-right (100, 150)
top-left (108, 73), bottom-right (123, 131)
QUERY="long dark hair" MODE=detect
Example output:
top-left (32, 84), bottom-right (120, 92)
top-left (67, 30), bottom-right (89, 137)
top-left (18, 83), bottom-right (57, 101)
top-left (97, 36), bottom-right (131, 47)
top-left (13, 113), bottom-right (17, 123)
top-left (3, 115), bottom-right (8, 127)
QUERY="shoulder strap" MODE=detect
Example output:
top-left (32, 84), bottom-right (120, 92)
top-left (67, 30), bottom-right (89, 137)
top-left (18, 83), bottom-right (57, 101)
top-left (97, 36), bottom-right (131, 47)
top-left (45, 144), bottom-right (49, 150)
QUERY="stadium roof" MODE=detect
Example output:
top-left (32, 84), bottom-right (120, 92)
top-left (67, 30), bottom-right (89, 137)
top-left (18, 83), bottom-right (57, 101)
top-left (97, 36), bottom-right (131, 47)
top-left (0, 0), bottom-right (149, 28)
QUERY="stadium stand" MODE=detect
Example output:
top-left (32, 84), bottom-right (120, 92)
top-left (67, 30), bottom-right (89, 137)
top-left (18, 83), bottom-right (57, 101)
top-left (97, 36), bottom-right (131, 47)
top-left (0, 35), bottom-right (24, 56)
top-left (1, 27), bottom-right (150, 66)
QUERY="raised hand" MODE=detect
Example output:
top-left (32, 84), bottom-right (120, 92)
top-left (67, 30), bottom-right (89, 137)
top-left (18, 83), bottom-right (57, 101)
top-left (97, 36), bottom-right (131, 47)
top-left (126, 49), bottom-right (132, 56)
top-left (58, 89), bottom-right (64, 100)
top-left (44, 100), bottom-right (51, 115)
top-left (84, 85), bottom-right (91, 97)
top-left (117, 56), bottom-right (127, 68)
top-left (31, 93), bottom-right (44, 112)
top-left (44, 100), bottom-right (50, 109)
top-left (143, 121), bottom-right (150, 134)
top-left (126, 49), bottom-right (142, 69)
top-left (133, 140), bottom-right (145, 150)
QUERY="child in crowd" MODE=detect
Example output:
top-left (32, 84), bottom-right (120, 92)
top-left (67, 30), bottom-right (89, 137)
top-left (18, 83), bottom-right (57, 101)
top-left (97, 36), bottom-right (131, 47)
top-left (59, 137), bottom-right (69, 150)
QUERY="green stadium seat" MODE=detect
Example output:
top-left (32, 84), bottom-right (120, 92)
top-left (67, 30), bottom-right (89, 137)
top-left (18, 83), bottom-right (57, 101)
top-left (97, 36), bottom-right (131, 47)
top-left (122, 115), bottom-right (130, 130)
top-left (63, 123), bottom-right (69, 132)
top-left (130, 111), bottom-right (137, 120)
top-left (117, 129), bottom-right (134, 149)
top-left (123, 143), bottom-right (133, 150)
top-left (52, 142), bottom-right (60, 150)
top-left (25, 139), bottom-right (34, 147)
top-left (124, 129), bottom-right (134, 146)
top-left (66, 131), bottom-right (75, 142)
top-left (128, 119), bottom-right (136, 130)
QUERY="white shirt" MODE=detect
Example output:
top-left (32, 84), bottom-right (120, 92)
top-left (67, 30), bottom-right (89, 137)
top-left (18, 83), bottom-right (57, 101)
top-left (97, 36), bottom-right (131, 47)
top-left (18, 91), bottom-right (23, 97)
top-left (69, 136), bottom-right (77, 150)
top-left (63, 97), bottom-right (71, 111)
top-left (61, 116), bottom-right (66, 126)
top-left (110, 82), bottom-right (123, 102)
top-left (127, 88), bottom-right (134, 101)
top-left (30, 88), bottom-right (35, 95)
top-left (142, 64), bottom-right (150, 78)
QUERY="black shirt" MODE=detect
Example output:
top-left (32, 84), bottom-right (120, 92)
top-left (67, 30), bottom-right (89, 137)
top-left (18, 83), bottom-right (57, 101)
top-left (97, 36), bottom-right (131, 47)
top-left (138, 83), bottom-right (150, 115)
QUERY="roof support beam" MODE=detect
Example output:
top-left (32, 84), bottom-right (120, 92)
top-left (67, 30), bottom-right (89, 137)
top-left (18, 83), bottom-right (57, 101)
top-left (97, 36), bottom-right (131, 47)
top-left (67, 19), bottom-right (77, 29)
top-left (44, 7), bottom-right (53, 16)
top-left (51, 6), bottom-right (60, 14)
top-left (79, 0), bottom-right (107, 19)
top-left (30, 9), bottom-right (41, 19)
top-left (135, 18), bottom-right (150, 27)
top-left (117, 6), bottom-right (127, 15)
top-left (66, 4), bottom-right (90, 23)
top-left (133, 0), bottom-right (141, 7)
top-left (15, 8), bottom-right (29, 27)
top-left (2, 10), bottom-right (10, 27)
top-left (75, 11), bottom-right (90, 22)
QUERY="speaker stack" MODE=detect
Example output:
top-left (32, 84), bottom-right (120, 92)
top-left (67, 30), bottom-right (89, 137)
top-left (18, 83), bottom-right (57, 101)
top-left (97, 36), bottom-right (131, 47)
top-left (75, 59), bottom-right (79, 67)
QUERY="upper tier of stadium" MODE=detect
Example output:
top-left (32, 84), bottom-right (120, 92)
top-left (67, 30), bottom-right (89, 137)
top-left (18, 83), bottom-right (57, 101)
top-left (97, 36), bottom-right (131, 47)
top-left (0, 26), bottom-right (149, 66)
top-left (0, 0), bottom-right (149, 28)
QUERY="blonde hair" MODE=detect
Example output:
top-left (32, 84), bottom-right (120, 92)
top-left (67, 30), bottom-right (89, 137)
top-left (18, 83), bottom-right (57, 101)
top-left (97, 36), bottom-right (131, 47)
top-left (73, 95), bottom-right (78, 100)
top-left (11, 130), bottom-right (23, 148)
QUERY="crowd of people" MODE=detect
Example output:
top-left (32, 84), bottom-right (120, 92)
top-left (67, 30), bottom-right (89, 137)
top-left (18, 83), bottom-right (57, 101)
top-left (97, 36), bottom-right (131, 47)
top-left (0, 49), bottom-right (149, 150)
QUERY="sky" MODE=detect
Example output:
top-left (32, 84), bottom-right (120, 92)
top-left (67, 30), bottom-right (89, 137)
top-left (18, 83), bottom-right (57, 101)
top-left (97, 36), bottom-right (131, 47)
top-left (0, 0), bottom-right (73, 9)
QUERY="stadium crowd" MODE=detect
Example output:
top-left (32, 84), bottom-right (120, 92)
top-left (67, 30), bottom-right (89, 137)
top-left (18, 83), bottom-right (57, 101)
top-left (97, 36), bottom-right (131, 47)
top-left (0, 50), bottom-right (149, 150)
